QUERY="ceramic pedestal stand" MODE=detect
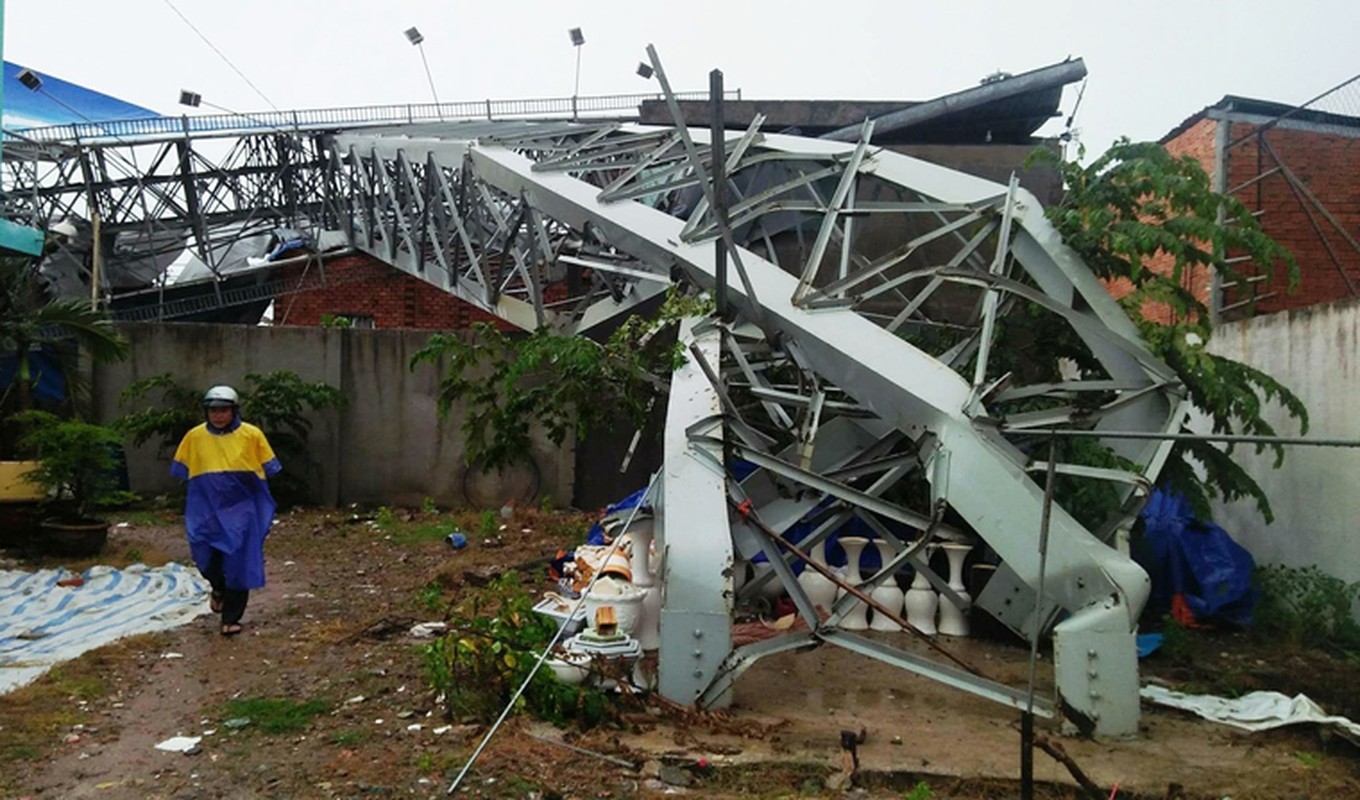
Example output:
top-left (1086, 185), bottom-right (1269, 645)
top-left (835, 536), bottom-right (871, 630)
top-left (936, 542), bottom-right (973, 637)
top-left (868, 539), bottom-right (906, 631)
top-left (902, 544), bottom-right (939, 635)
top-left (627, 520), bottom-right (661, 651)
top-left (796, 539), bottom-right (839, 614)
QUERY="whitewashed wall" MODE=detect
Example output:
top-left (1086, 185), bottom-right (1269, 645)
top-left (1201, 298), bottom-right (1360, 585)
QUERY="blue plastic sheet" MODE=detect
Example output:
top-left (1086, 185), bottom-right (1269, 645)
top-left (585, 487), bottom-right (649, 545)
top-left (1134, 489), bottom-right (1258, 627)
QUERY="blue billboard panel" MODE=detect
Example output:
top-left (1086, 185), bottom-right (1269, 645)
top-left (4, 61), bottom-right (159, 130)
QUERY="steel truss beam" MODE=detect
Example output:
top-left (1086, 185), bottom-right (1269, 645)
top-left (4, 118), bottom-right (1185, 736)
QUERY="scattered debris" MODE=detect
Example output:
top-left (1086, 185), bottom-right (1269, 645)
top-left (408, 622), bottom-right (448, 638)
top-left (154, 735), bottom-right (202, 753)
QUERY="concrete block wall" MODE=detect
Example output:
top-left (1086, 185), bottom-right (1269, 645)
top-left (91, 322), bottom-right (574, 509)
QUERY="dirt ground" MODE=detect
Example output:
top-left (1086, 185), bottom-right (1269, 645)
top-left (3, 506), bottom-right (1359, 800)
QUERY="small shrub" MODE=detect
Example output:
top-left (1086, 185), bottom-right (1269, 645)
top-left (420, 572), bottom-right (609, 728)
top-left (1160, 616), bottom-right (1191, 664)
top-left (1254, 564), bottom-right (1360, 653)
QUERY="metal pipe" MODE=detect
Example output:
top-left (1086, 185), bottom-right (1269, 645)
top-left (821, 59), bottom-right (1087, 143)
top-left (1017, 429), bottom-right (1360, 448)
top-left (710, 69), bottom-right (727, 319)
top-left (1021, 436), bottom-right (1058, 800)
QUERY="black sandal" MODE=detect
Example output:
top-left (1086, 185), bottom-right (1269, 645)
top-left (220, 623), bottom-right (243, 637)
top-left (210, 591), bottom-right (223, 614)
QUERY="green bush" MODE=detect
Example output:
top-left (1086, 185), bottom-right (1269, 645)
top-left (420, 573), bottom-right (609, 728)
top-left (1254, 564), bottom-right (1360, 653)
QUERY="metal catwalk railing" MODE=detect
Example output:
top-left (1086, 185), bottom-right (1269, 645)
top-left (5, 89), bottom-right (742, 145)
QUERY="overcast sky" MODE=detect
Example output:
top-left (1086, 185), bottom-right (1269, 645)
top-left (6, 0), bottom-right (1357, 157)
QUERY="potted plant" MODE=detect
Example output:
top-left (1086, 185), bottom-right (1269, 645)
top-left (1, 254), bottom-right (128, 544)
top-left (15, 410), bottom-right (123, 556)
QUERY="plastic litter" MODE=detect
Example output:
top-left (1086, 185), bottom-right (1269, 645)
top-left (446, 531), bottom-right (467, 549)
top-left (154, 735), bottom-right (202, 753)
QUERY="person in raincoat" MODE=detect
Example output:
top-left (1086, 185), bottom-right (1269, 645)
top-left (171, 385), bottom-right (281, 636)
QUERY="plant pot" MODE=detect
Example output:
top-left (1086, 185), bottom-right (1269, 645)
top-left (0, 460), bottom-right (44, 502)
top-left (39, 517), bottom-right (109, 558)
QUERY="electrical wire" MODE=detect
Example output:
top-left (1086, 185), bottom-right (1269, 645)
top-left (161, 0), bottom-right (279, 111)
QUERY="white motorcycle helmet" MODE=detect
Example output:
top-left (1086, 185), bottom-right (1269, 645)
top-left (202, 385), bottom-right (240, 409)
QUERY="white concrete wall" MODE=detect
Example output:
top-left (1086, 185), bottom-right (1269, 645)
top-left (1202, 299), bottom-right (1360, 585)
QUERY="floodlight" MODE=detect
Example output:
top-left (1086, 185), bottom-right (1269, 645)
top-left (405, 27), bottom-right (424, 46)
top-left (179, 90), bottom-right (203, 108)
top-left (17, 69), bottom-right (42, 91)
top-left (568, 27), bottom-right (585, 47)
top-left (635, 62), bottom-right (654, 80)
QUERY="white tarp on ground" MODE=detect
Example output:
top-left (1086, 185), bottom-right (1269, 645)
top-left (0, 563), bottom-right (210, 695)
top-left (1142, 685), bottom-right (1360, 745)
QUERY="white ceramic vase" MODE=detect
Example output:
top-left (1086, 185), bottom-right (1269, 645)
top-left (835, 536), bottom-right (871, 630)
top-left (937, 542), bottom-right (973, 637)
top-left (796, 539), bottom-right (839, 614)
top-left (868, 540), bottom-right (906, 631)
top-left (627, 520), bottom-right (662, 650)
top-left (902, 545), bottom-right (938, 635)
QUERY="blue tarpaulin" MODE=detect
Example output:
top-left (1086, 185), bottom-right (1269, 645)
top-left (1135, 489), bottom-right (1258, 627)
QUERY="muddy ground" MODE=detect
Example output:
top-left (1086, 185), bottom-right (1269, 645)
top-left (2, 505), bottom-right (1358, 799)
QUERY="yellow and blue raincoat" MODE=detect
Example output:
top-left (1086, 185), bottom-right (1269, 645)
top-left (171, 419), bottom-right (281, 590)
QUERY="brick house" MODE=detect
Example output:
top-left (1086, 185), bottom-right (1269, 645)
top-left (1158, 96), bottom-right (1360, 322)
top-left (271, 252), bottom-right (515, 331)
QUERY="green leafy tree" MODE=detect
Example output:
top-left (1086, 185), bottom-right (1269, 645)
top-left (410, 288), bottom-right (705, 471)
top-left (1031, 139), bottom-right (1308, 523)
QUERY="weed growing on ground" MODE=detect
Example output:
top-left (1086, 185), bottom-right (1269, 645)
top-left (374, 506), bottom-right (396, 530)
top-left (1160, 617), bottom-right (1191, 664)
top-left (330, 730), bottom-right (363, 747)
top-left (416, 581), bottom-right (444, 614)
top-left (422, 496), bottom-right (439, 515)
top-left (420, 572), bottom-right (610, 728)
top-left (1254, 564), bottom-right (1360, 653)
top-left (220, 697), bottom-right (329, 735)
top-left (903, 781), bottom-right (933, 800)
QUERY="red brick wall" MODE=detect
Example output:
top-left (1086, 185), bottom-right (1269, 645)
top-left (272, 253), bottom-right (515, 330)
top-left (1158, 117), bottom-right (1360, 320)
top-left (1221, 121), bottom-right (1360, 316)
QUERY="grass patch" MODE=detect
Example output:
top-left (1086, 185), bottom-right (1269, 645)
top-left (390, 522), bottom-right (455, 546)
top-left (331, 729), bottom-right (364, 747)
top-left (220, 696), bottom-right (330, 735)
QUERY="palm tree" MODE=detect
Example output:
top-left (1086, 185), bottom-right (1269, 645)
top-left (0, 256), bottom-right (129, 457)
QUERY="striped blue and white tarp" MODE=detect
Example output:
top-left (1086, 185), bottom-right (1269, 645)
top-left (0, 563), bottom-right (211, 694)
